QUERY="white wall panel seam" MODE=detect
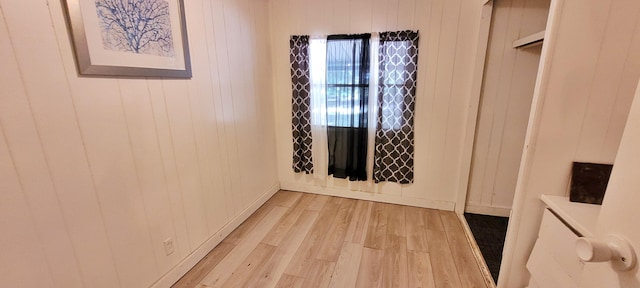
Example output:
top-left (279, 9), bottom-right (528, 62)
top-left (202, 0), bottom-right (233, 222)
top-left (0, 124), bottom-right (56, 287)
top-left (439, 0), bottom-right (463, 198)
top-left (147, 80), bottom-right (193, 253)
top-left (0, 122), bottom-right (58, 287)
top-left (116, 80), bottom-right (164, 275)
top-left (42, 1), bottom-right (126, 284)
top-left (1, 8), bottom-right (86, 286)
top-left (219, 0), bottom-right (243, 216)
top-left (600, 13), bottom-right (640, 159)
top-left (486, 0), bottom-right (525, 205)
top-left (571, 0), bottom-right (615, 163)
top-left (158, 80), bottom-right (193, 251)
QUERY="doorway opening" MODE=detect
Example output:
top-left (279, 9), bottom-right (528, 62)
top-left (463, 0), bottom-right (551, 283)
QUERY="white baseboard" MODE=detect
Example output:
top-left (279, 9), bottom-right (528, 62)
top-left (465, 204), bottom-right (512, 217)
top-left (281, 182), bottom-right (455, 211)
top-left (151, 182), bottom-right (280, 288)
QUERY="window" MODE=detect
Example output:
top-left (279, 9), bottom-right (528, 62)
top-left (325, 35), bottom-right (370, 128)
top-left (290, 31), bottom-right (419, 184)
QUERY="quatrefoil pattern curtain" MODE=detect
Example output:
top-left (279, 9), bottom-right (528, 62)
top-left (290, 35), bottom-right (313, 173)
top-left (373, 30), bottom-right (419, 184)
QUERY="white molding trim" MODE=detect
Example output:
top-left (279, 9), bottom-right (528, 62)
top-left (498, 0), bottom-right (565, 286)
top-left (150, 182), bottom-right (281, 288)
top-left (281, 182), bottom-right (455, 211)
top-left (457, 213), bottom-right (497, 288)
top-left (512, 30), bottom-right (545, 49)
top-left (465, 204), bottom-right (512, 217)
top-left (455, 0), bottom-right (494, 214)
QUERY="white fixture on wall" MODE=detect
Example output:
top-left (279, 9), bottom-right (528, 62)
top-left (163, 238), bottom-right (174, 256)
top-left (576, 235), bottom-right (636, 271)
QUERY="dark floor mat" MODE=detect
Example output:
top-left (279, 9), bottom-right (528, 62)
top-left (463, 213), bottom-right (509, 284)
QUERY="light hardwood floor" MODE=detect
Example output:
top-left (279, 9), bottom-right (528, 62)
top-left (172, 191), bottom-right (488, 288)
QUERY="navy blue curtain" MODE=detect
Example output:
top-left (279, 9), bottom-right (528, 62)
top-left (326, 34), bottom-right (371, 181)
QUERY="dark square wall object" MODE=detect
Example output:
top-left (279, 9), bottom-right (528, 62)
top-left (570, 162), bottom-right (613, 205)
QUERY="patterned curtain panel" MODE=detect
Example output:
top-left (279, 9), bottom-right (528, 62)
top-left (373, 30), bottom-right (419, 184)
top-left (290, 35), bottom-right (313, 174)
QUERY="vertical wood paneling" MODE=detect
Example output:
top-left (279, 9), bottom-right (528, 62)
top-left (574, 0), bottom-right (640, 162)
top-left (258, 5), bottom-right (276, 200)
top-left (435, 0), bottom-right (465, 201)
top-left (402, 0), bottom-right (433, 199)
top-left (202, 0), bottom-right (235, 224)
top-left (2, 0), bottom-right (121, 286)
top-left (211, 0), bottom-right (244, 216)
top-left (492, 45), bottom-right (541, 208)
top-left (274, 0), bottom-right (485, 208)
top-left (601, 20), bottom-right (640, 160)
top-left (60, 8), bottom-right (164, 282)
top-left (397, 0), bottom-right (416, 29)
top-left (67, 76), bottom-right (158, 287)
top-left (52, 16), bottom-right (160, 282)
top-left (0, 0), bottom-right (279, 286)
top-left (466, 0), bottom-right (550, 213)
top-left (502, 0), bottom-right (640, 285)
top-left (148, 79), bottom-right (194, 257)
top-left (252, 0), bottom-right (280, 190)
top-left (290, 0), bottom-right (305, 34)
top-left (519, 0), bottom-right (549, 36)
top-left (119, 79), bottom-right (182, 272)
top-left (0, 127), bottom-right (55, 288)
top-left (466, 1), bottom-right (510, 207)
top-left (185, 0), bottom-right (230, 234)
top-left (163, 80), bottom-right (211, 251)
top-left (350, 0), bottom-right (373, 33)
top-left (245, 0), bottom-right (272, 205)
top-left (427, 0), bottom-right (458, 199)
top-left (0, 8), bottom-right (84, 287)
top-left (421, 0), bottom-right (444, 194)
top-left (307, 0), bottom-right (331, 35)
top-left (385, 0), bottom-right (400, 31)
top-left (443, 2), bottom-right (486, 207)
top-left (333, 0), bottom-right (351, 33)
top-left (370, 0), bottom-right (389, 32)
top-left (239, 0), bottom-right (264, 203)
top-left (222, 0), bottom-right (253, 210)
top-left (479, 0), bottom-right (524, 206)
top-left (183, 27), bottom-right (220, 238)
top-left (271, 0), bottom-right (295, 186)
top-left (0, 10), bottom-right (62, 288)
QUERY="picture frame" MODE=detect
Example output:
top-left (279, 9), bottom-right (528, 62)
top-left (63, 0), bottom-right (192, 78)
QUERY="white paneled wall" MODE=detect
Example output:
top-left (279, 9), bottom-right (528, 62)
top-left (500, 0), bottom-right (640, 286)
top-left (466, 0), bottom-right (550, 216)
top-left (0, 0), bottom-right (278, 287)
top-left (272, 0), bottom-right (486, 209)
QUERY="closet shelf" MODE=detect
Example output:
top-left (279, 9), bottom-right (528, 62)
top-left (513, 30), bottom-right (545, 49)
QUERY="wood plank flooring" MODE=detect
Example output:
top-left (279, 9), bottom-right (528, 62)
top-left (172, 191), bottom-right (488, 288)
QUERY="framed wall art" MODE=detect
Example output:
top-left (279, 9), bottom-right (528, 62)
top-left (63, 0), bottom-right (192, 78)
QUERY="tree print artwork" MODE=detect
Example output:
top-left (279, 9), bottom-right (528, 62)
top-left (95, 0), bottom-right (176, 57)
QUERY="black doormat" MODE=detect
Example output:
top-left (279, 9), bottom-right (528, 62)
top-left (463, 213), bottom-right (509, 284)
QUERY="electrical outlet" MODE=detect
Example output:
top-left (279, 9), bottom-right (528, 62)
top-left (163, 238), bottom-right (174, 256)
